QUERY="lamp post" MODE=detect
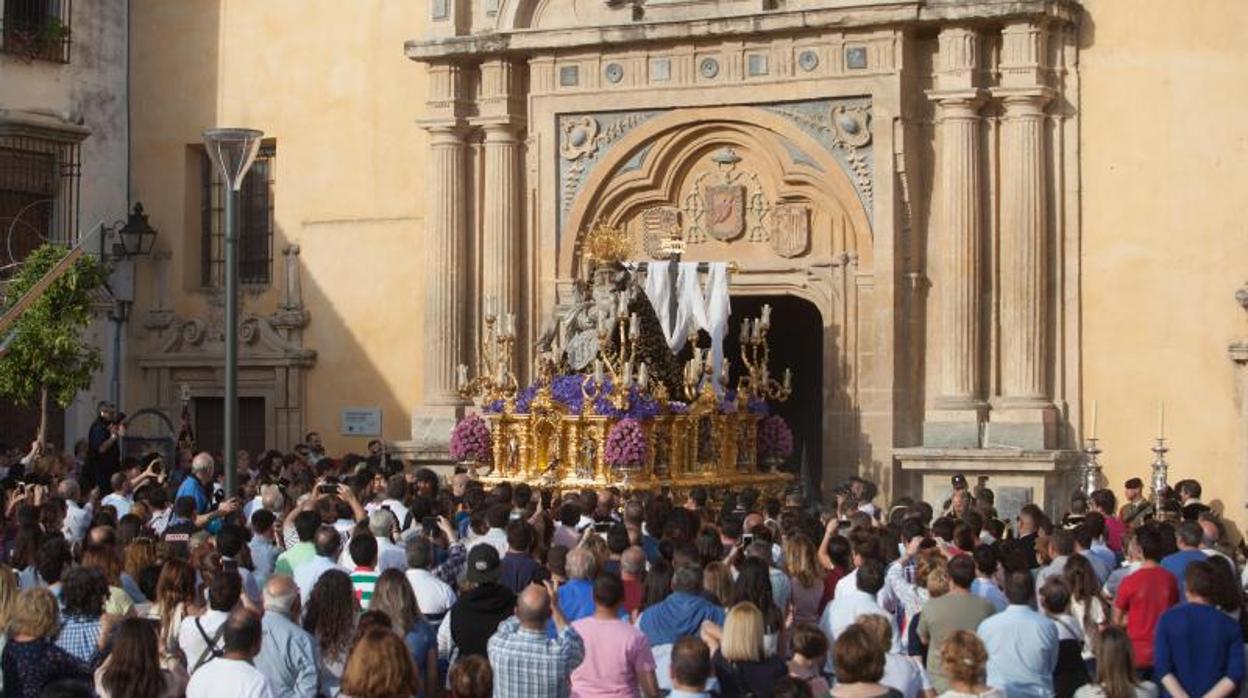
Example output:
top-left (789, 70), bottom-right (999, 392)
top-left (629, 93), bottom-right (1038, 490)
top-left (103, 202), bottom-right (158, 408)
top-left (203, 128), bottom-right (263, 499)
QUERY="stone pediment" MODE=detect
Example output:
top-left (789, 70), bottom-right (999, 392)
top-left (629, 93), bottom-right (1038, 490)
top-left (139, 314), bottom-right (316, 367)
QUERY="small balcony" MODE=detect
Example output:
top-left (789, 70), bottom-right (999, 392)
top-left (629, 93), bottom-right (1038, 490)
top-left (1, 0), bottom-right (72, 64)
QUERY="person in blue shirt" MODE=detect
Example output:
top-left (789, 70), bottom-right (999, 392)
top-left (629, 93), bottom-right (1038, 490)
top-left (639, 563), bottom-right (726, 647)
top-left (977, 570), bottom-right (1059, 698)
top-left (174, 452), bottom-right (239, 535)
top-left (1154, 560), bottom-right (1245, 698)
top-left (1161, 522), bottom-right (1208, 602)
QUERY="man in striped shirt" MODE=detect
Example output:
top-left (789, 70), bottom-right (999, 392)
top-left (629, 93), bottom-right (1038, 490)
top-left (348, 532), bottom-right (379, 609)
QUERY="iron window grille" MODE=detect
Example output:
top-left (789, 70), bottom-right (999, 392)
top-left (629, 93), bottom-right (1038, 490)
top-left (200, 141), bottom-right (275, 288)
top-left (0, 134), bottom-right (81, 276)
top-left (1, 0), bottom-right (72, 64)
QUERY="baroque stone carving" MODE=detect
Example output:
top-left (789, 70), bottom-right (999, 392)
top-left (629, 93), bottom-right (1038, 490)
top-left (681, 147), bottom-right (770, 244)
top-left (640, 206), bottom-right (681, 259)
top-left (770, 204), bottom-right (811, 258)
top-left (765, 99), bottom-right (874, 216)
top-left (558, 111), bottom-right (659, 222)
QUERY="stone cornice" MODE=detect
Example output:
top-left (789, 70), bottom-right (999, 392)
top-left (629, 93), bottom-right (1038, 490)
top-left (406, 0), bottom-right (1079, 62)
top-left (0, 108), bottom-right (91, 143)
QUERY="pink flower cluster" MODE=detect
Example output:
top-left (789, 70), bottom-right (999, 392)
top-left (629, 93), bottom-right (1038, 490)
top-left (757, 415), bottom-right (794, 461)
top-left (449, 413), bottom-right (492, 462)
top-left (605, 418), bottom-right (648, 469)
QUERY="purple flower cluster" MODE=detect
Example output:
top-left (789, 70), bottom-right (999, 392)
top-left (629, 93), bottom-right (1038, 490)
top-left (667, 401), bottom-right (690, 414)
top-left (757, 414), bottom-right (794, 461)
top-left (747, 397), bottom-right (771, 416)
top-left (605, 418), bottom-right (648, 469)
top-left (449, 413), bottom-right (492, 462)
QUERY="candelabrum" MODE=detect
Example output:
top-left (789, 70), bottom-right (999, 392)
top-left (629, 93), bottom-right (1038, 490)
top-left (586, 295), bottom-right (651, 411)
top-left (681, 338), bottom-right (726, 404)
top-left (736, 303), bottom-right (793, 403)
top-left (1150, 437), bottom-right (1170, 502)
top-left (456, 298), bottom-right (520, 409)
top-left (1081, 437), bottom-right (1103, 496)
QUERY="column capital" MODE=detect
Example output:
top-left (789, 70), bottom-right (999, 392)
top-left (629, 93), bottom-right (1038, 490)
top-left (419, 120), bottom-right (471, 142)
top-left (993, 85), bottom-right (1056, 115)
top-left (926, 88), bottom-right (987, 117)
top-left (472, 116), bottom-right (526, 137)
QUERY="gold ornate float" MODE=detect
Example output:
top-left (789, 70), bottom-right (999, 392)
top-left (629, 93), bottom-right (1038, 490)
top-left (452, 223), bottom-right (796, 496)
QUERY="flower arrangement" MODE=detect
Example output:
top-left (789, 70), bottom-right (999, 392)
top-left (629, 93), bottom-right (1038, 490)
top-left (605, 418), bottom-right (648, 469)
top-left (449, 414), bottom-right (492, 463)
top-left (757, 414), bottom-right (794, 462)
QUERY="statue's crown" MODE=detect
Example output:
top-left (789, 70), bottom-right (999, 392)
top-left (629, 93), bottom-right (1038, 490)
top-left (582, 221), bottom-right (632, 264)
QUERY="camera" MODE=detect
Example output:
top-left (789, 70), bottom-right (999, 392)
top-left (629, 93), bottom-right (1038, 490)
top-left (317, 483), bottom-right (339, 496)
top-left (592, 520), bottom-right (612, 534)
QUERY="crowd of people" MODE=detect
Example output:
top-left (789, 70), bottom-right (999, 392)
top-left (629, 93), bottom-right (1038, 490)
top-left (0, 401), bottom-right (1245, 698)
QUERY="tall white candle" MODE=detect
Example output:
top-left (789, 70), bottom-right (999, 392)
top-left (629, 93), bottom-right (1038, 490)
top-left (623, 360), bottom-right (633, 386)
top-left (762, 304), bottom-right (772, 326)
top-left (484, 296), bottom-right (497, 320)
top-left (457, 364), bottom-right (469, 389)
top-left (638, 362), bottom-right (649, 389)
top-left (1091, 400), bottom-right (1098, 440)
top-left (594, 360), bottom-right (604, 385)
top-left (629, 313), bottom-right (639, 339)
top-left (739, 321), bottom-right (749, 344)
top-left (783, 368), bottom-right (792, 390)
top-left (1159, 402), bottom-right (1165, 440)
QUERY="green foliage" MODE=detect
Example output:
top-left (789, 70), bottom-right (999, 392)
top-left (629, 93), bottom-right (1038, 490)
top-left (0, 244), bottom-right (110, 412)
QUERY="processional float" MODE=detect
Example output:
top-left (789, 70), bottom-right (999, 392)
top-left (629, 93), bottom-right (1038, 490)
top-left (448, 221), bottom-right (796, 495)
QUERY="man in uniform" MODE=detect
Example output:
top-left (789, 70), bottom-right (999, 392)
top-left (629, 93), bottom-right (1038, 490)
top-left (1119, 477), bottom-right (1155, 528)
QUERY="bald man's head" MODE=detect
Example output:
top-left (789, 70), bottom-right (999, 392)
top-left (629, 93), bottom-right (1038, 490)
top-left (516, 585), bottom-right (552, 628)
top-left (264, 575), bottom-right (300, 617)
top-left (314, 526), bottom-right (341, 558)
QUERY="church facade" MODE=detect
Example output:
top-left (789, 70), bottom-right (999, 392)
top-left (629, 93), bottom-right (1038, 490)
top-left (123, 0), bottom-right (1248, 520)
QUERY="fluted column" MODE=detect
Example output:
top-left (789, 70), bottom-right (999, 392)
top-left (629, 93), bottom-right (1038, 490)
top-left (998, 93), bottom-right (1052, 402)
top-left (481, 125), bottom-right (522, 316)
top-left (987, 20), bottom-right (1057, 449)
top-left (923, 25), bottom-right (987, 448)
top-left (423, 124), bottom-right (470, 406)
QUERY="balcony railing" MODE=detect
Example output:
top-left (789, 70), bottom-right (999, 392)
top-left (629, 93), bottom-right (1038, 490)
top-left (1, 0), bottom-right (72, 64)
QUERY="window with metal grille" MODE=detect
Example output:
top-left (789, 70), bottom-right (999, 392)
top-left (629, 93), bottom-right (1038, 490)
top-left (1, 0), bottom-right (72, 63)
top-left (0, 134), bottom-right (81, 277)
top-left (200, 142), bottom-right (274, 288)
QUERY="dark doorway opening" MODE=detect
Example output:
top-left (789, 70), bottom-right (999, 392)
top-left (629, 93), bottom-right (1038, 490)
top-left (192, 397), bottom-right (266, 460)
top-left (722, 294), bottom-right (824, 500)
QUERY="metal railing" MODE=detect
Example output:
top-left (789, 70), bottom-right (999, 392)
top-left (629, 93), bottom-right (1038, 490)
top-left (0, 0), bottom-right (72, 63)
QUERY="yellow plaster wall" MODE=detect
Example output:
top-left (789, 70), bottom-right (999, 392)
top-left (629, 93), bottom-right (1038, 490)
top-left (1079, 1), bottom-right (1248, 521)
top-left (128, 0), bottom-right (428, 454)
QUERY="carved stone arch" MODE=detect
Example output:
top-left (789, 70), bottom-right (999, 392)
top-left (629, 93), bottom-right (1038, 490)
top-left (494, 0), bottom-right (538, 31)
top-left (560, 106), bottom-right (873, 279)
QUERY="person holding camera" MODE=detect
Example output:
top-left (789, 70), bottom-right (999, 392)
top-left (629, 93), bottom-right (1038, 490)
top-left (173, 453), bottom-right (239, 535)
top-left (85, 402), bottom-right (124, 497)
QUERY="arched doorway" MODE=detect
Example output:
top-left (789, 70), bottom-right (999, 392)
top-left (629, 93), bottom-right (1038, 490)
top-left (722, 294), bottom-right (824, 497)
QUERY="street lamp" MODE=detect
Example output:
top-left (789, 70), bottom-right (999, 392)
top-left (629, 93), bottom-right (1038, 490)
top-left (102, 202), bottom-right (158, 410)
top-left (203, 127), bottom-right (264, 500)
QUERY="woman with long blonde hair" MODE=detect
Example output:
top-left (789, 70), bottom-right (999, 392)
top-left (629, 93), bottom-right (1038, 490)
top-left (1073, 626), bottom-right (1158, 698)
top-left (703, 602), bottom-right (789, 698)
top-left (784, 535), bottom-right (825, 625)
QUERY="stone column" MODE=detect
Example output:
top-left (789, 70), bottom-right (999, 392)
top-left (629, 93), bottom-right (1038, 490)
top-left (923, 25), bottom-right (987, 448)
top-left (475, 60), bottom-right (527, 377)
top-left (423, 123), bottom-right (471, 406)
top-left (987, 21), bottom-right (1057, 449)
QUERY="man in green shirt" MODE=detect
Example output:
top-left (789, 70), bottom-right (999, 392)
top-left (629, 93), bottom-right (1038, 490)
top-left (917, 553), bottom-right (998, 692)
top-left (274, 510), bottom-right (321, 577)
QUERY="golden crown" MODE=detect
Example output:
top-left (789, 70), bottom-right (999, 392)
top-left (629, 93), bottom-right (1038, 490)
top-left (581, 221), bottom-right (633, 264)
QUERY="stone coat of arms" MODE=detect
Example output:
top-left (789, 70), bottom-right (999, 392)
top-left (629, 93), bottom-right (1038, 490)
top-left (704, 183), bottom-right (746, 241)
top-left (770, 204), bottom-right (811, 258)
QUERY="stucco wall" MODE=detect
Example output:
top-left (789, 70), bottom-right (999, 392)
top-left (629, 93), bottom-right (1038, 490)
top-left (0, 2), bottom-right (130, 443)
top-left (127, 0), bottom-right (428, 455)
top-left (1079, 0), bottom-right (1248, 523)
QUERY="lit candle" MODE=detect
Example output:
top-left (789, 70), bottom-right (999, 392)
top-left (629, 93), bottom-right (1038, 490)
top-left (783, 368), bottom-right (792, 390)
top-left (496, 362), bottom-right (506, 384)
top-left (761, 304), bottom-right (772, 326)
top-left (594, 360), bottom-right (604, 385)
top-left (638, 362), bottom-right (649, 390)
top-left (629, 313), bottom-right (639, 340)
top-left (1159, 401), bottom-right (1165, 440)
top-left (623, 360), bottom-right (633, 386)
top-left (1091, 400), bottom-right (1098, 440)
top-left (457, 364), bottom-right (469, 389)
top-left (739, 321), bottom-right (749, 344)
top-left (751, 319), bottom-right (761, 341)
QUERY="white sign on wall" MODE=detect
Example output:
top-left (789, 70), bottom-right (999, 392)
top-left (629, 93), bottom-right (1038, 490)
top-left (341, 407), bottom-right (382, 436)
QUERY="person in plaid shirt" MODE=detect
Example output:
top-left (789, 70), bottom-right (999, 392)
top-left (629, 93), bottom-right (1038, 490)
top-left (487, 580), bottom-right (585, 698)
top-left (55, 566), bottom-right (110, 665)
